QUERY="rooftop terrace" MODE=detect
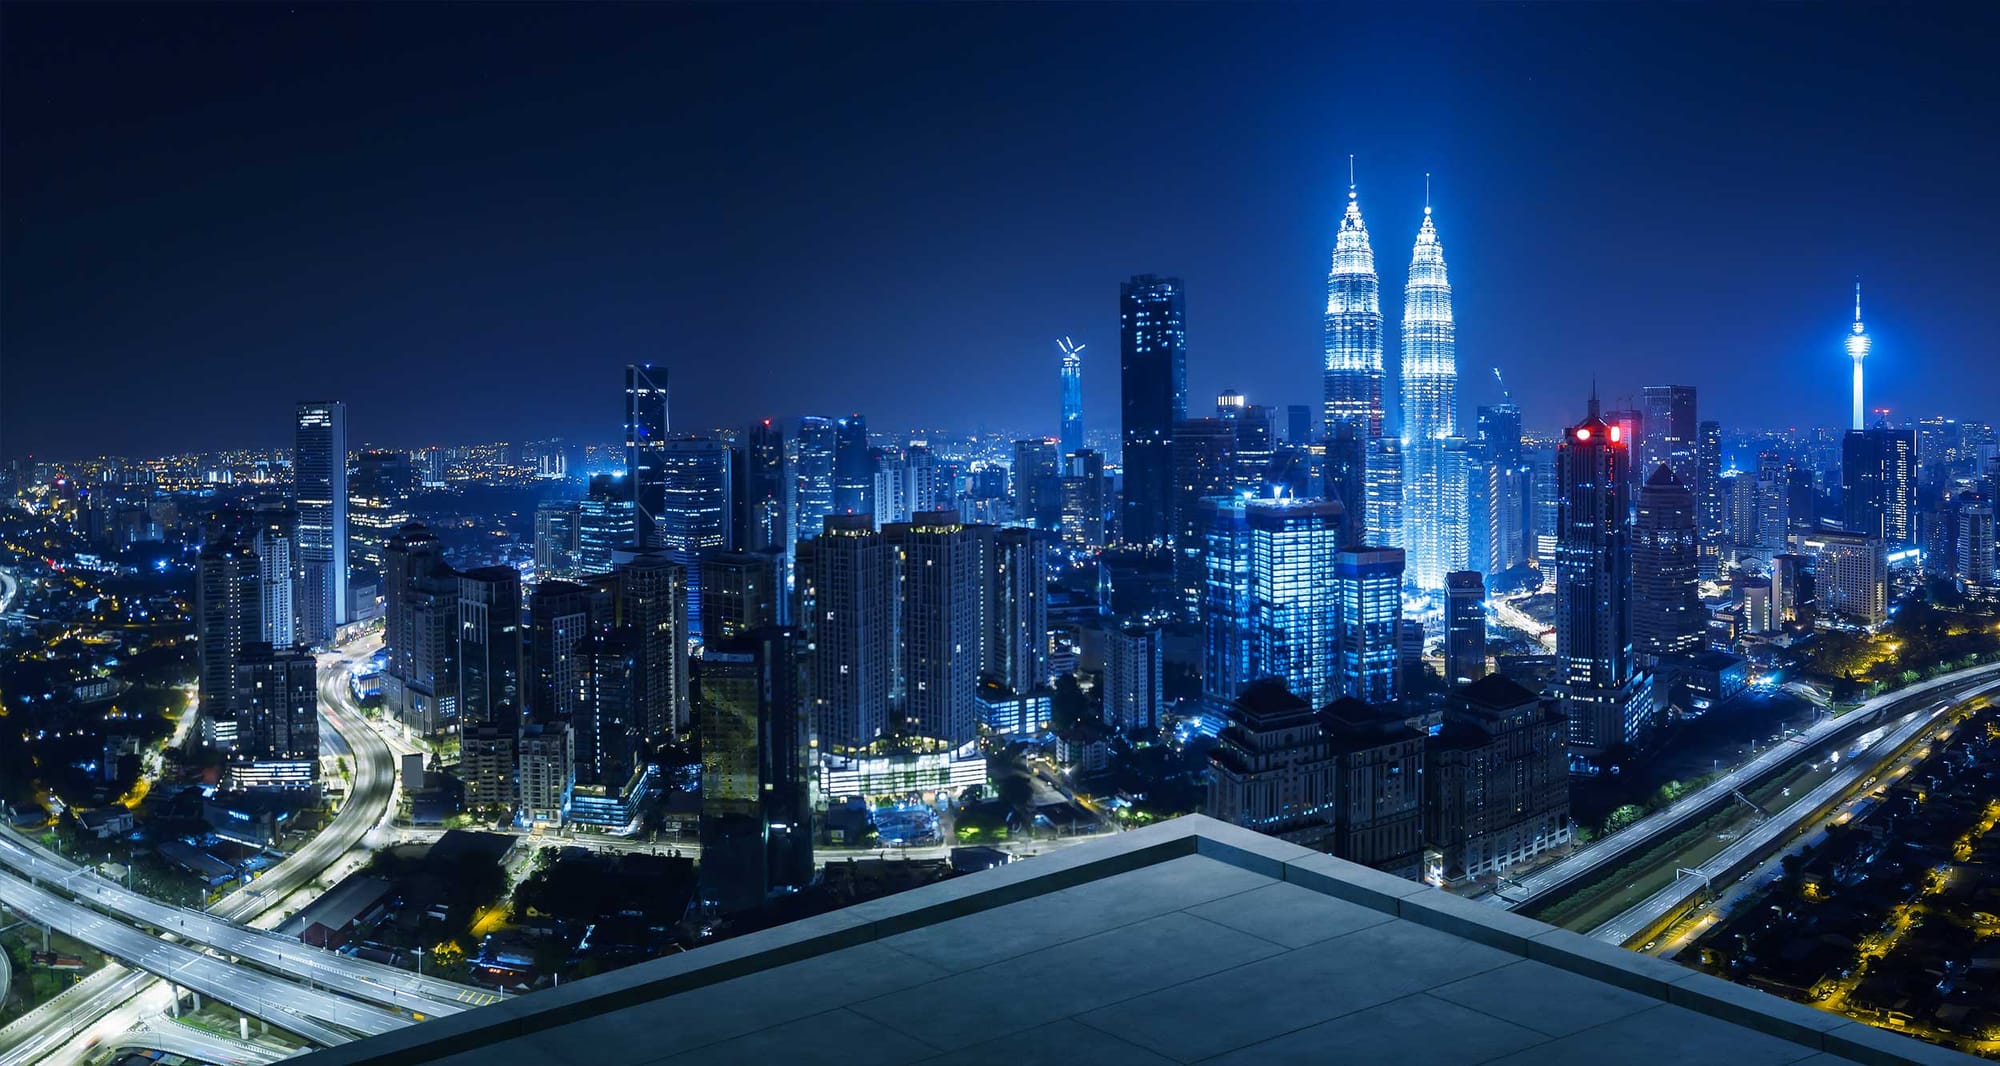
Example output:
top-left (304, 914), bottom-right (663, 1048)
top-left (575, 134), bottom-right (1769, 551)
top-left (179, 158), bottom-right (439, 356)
top-left (302, 816), bottom-right (1977, 1066)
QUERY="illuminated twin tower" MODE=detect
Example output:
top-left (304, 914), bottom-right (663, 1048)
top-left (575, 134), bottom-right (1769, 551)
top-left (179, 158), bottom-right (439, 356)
top-left (1322, 167), bottom-right (1465, 593)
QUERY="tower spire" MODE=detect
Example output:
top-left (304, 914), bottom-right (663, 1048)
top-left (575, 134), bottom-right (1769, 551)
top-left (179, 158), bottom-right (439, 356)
top-left (1424, 171), bottom-right (1431, 216)
top-left (1853, 277), bottom-right (1863, 330)
top-left (1845, 277), bottom-right (1871, 431)
top-left (1589, 380), bottom-right (1600, 419)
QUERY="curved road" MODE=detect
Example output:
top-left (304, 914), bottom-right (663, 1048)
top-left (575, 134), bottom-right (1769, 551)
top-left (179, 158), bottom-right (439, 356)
top-left (1590, 678), bottom-right (2000, 946)
top-left (1497, 663), bottom-right (2000, 911)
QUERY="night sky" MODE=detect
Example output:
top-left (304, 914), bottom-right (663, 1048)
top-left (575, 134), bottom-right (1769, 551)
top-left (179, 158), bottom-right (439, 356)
top-left (4, 4), bottom-right (1996, 461)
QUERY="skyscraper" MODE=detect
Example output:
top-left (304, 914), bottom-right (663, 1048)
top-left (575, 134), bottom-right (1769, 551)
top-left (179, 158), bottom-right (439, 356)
top-left (1119, 274), bottom-right (1188, 545)
top-left (981, 526), bottom-right (1049, 697)
top-left (1059, 449), bottom-right (1106, 551)
top-left (1058, 336), bottom-right (1085, 458)
top-left (618, 551), bottom-right (689, 739)
top-left (1800, 528), bottom-right (1887, 628)
top-left (1323, 175), bottom-right (1384, 439)
top-left (1171, 417), bottom-right (1238, 615)
top-left (294, 400), bottom-right (348, 643)
top-left (1335, 547), bottom-right (1405, 706)
top-left (1955, 503), bottom-right (1995, 589)
top-left (832, 414), bottom-right (872, 517)
top-left (576, 477), bottom-right (637, 577)
top-left (1444, 570), bottom-right (1487, 687)
top-left (1842, 426), bottom-right (1917, 546)
top-left (1104, 625), bottom-right (1164, 734)
top-left (1640, 386), bottom-right (1698, 487)
top-left (528, 579), bottom-right (592, 723)
top-left (697, 628), bottom-right (813, 914)
top-left (793, 416), bottom-right (838, 545)
top-left (197, 538), bottom-right (263, 744)
top-left (885, 510), bottom-right (982, 746)
top-left (1200, 498), bottom-right (1345, 707)
top-left (743, 419), bottom-right (789, 557)
top-left (458, 565), bottom-right (524, 730)
top-left (1631, 466), bottom-right (1703, 660)
top-left (232, 643), bottom-right (320, 778)
top-left (249, 505), bottom-right (296, 648)
top-left (795, 515), bottom-right (895, 752)
top-left (658, 438), bottom-right (735, 640)
top-left (1011, 438), bottom-right (1062, 532)
top-left (1847, 281), bottom-right (1870, 432)
top-left (624, 364), bottom-right (670, 549)
top-left (533, 502), bottom-right (581, 583)
top-left (1695, 419), bottom-right (1724, 578)
top-left (383, 521), bottom-right (459, 734)
top-left (1555, 397), bottom-right (1650, 756)
top-left (577, 628), bottom-right (640, 787)
top-left (1400, 198), bottom-right (1462, 592)
top-left (699, 549), bottom-right (780, 642)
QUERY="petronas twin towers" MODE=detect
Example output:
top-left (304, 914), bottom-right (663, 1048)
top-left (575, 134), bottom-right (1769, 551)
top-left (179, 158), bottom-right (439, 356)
top-left (1322, 172), bottom-right (1464, 593)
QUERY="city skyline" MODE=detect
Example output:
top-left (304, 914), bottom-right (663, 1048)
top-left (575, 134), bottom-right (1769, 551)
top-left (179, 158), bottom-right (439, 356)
top-left (6, 5), bottom-right (1998, 459)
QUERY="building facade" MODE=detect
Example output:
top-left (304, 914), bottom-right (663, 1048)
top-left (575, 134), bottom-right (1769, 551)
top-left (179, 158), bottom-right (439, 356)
top-left (1119, 274), bottom-right (1188, 546)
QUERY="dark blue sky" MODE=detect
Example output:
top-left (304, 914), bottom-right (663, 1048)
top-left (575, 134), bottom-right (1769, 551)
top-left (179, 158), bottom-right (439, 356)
top-left (4, 4), bottom-right (1996, 460)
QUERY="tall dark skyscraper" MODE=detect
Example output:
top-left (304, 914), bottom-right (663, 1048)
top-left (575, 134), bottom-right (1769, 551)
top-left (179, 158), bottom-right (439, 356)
top-left (619, 551), bottom-right (690, 738)
top-left (832, 414), bottom-right (873, 517)
top-left (624, 364), bottom-right (670, 550)
top-left (293, 400), bottom-right (348, 643)
top-left (458, 565), bottom-right (524, 729)
top-left (795, 514), bottom-right (894, 752)
top-left (696, 627), bottom-right (813, 914)
top-left (1555, 396), bottom-right (1650, 757)
top-left (383, 521), bottom-right (460, 734)
top-left (743, 419), bottom-right (788, 556)
top-left (528, 579), bottom-right (592, 723)
top-left (1444, 570), bottom-right (1487, 686)
top-left (1119, 274), bottom-right (1188, 546)
top-left (1695, 419), bottom-right (1724, 578)
top-left (1640, 385), bottom-right (1698, 486)
top-left (233, 643), bottom-right (320, 776)
top-left (1058, 336), bottom-right (1084, 458)
top-left (1842, 426), bottom-right (1917, 546)
top-left (197, 538), bottom-right (263, 745)
top-left (793, 415), bottom-right (838, 547)
top-left (1011, 438), bottom-right (1062, 531)
top-left (885, 509), bottom-right (982, 745)
top-left (1631, 466), bottom-right (1703, 660)
top-left (1172, 417), bottom-right (1238, 616)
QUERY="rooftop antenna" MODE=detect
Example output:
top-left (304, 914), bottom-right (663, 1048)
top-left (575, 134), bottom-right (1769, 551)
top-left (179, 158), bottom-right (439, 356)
top-left (1348, 154), bottom-right (1356, 200)
top-left (1425, 172), bottom-right (1432, 216)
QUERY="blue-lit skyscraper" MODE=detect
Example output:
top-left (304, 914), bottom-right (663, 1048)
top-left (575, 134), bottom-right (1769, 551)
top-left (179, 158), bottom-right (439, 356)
top-left (794, 416), bottom-right (837, 545)
top-left (1335, 546), bottom-right (1405, 705)
top-left (1058, 336), bottom-right (1085, 458)
top-left (659, 438), bottom-right (734, 642)
top-left (293, 400), bottom-right (348, 642)
top-left (1201, 498), bottom-right (1344, 708)
top-left (1120, 275), bottom-right (1188, 546)
top-left (1399, 198), bottom-right (1462, 591)
top-left (832, 414), bottom-right (872, 517)
top-left (1323, 176), bottom-right (1384, 440)
top-left (624, 364), bottom-right (670, 549)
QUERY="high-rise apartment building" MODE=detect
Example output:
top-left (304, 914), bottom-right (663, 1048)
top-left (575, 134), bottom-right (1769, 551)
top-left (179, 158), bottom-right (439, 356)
top-left (294, 400), bottom-right (348, 642)
top-left (461, 725), bottom-right (518, 814)
top-left (1958, 503), bottom-right (1996, 589)
top-left (1695, 419), bottom-right (1724, 578)
top-left (624, 364), bottom-right (670, 549)
top-left (1444, 570), bottom-right (1487, 687)
top-left (533, 502), bottom-right (582, 583)
top-left (885, 510), bottom-right (982, 746)
top-left (577, 628), bottom-right (640, 787)
top-left (1631, 466), bottom-right (1703, 659)
top-left (250, 505), bottom-right (296, 648)
top-left (518, 721), bottom-right (574, 826)
top-left (197, 539), bottom-right (263, 744)
top-left (1104, 625), bottom-right (1165, 734)
top-left (1119, 274), bottom-right (1188, 545)
top-left (982, 527), bottom-right (1048, 697)
top-left (528, 579), bottom-right (593, 723)
top-left (383, 521), bottom-right (459, 735)
top-left (795, 515), bottom-right (895, 752)
top-left (618, 551), bottom-right (689, 738)
top-left (457, 566), bottom-right (524, 730)
top-left (231, 643), bottom-right (320, 782)
top-left (1400, 202), bottom-right (1462, 593)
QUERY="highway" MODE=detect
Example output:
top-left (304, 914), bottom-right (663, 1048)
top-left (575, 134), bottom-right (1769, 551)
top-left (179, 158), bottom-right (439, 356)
top-left (1588, 679), bottom-right (1999, 946)
top-left (1495, 663), bottom-right (2000, 911)
top-left (0, 637), bottom-right (497, 1061)
top-left (0, 867), bottom-right (400, 1046)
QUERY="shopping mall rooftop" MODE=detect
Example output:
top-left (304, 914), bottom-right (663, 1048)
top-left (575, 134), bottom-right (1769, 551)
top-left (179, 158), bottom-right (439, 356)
top-left (303, 815), bottom-right (1976, 1066)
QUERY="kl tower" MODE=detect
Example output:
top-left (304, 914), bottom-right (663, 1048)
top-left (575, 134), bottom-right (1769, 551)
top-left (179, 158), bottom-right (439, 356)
top-left (1847, 280), bottom-right (1870, 431)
